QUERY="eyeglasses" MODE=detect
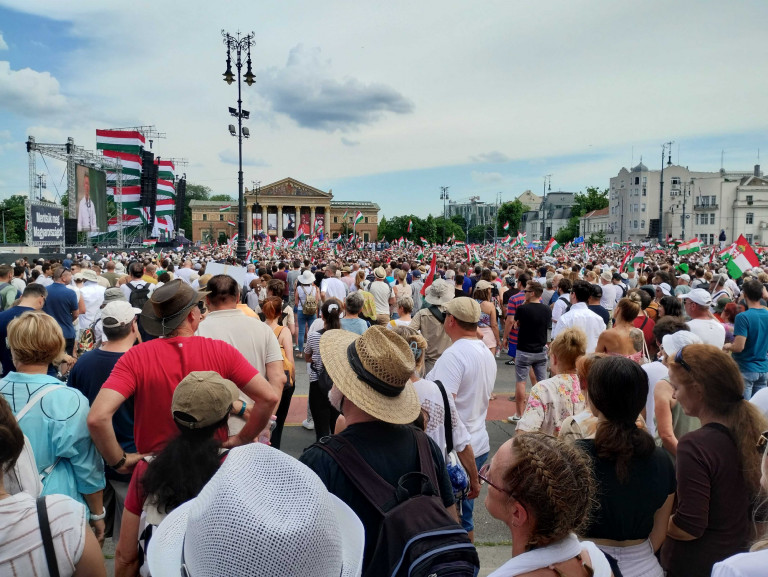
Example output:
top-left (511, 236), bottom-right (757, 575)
top-left (674, 347), bottom-right (693, 372)
top-left (523, 289), bottom-right (534, 293)
top-left (197, 301), bottom-right (207, 314)
top-left (479, 462), bottom-right (509, 494)
top-left (758, 431), bottom-right (768, 454)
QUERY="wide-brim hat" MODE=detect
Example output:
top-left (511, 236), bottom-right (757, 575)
top-left (424, 279), bottom-right (454, 306)
top-left (141, 279), bottom-right (209, 336)
top-left (319, 327), bottom-right (420, 424)
top-left (298, 270), bottom-right (315, 284)
top-left (148, 443), bottom-right (364, 577)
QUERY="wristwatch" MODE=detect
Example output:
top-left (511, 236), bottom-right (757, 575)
top-left (89, 510), bottom-right (106, 521)
top-left (109, 452), bottom-right (127, 470)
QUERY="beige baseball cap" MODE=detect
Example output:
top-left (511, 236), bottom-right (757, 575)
top-left (172, 371), bottom-right (239, 429)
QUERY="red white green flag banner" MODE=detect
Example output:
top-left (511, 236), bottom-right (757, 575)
top-left (724, 235), bottom-right (760, 279)
top-left (96, 129), bottom-right (145, 155)
top-left (678, 238), bottom-right (702, 255)
top-left (407, 220), bottom-right (413, 233)
top-left (102, 150), bottom-right (142, 180)
top-left (157, 179), bottom-right (176, 200)
top-left (155, 198), bottom-right (176, 216)
top-left (155, 159), bottom-right (175, 182)
top-left (503, 221), bottom-right (509, 231)
top-left (354, 211), bottom-right (364, 225)
top-left (220, 205), bottom-right (232, 212)
top-left (544, 237), bottom-right (561, 255)
top-left (227, 220), bottom-right (236, 227)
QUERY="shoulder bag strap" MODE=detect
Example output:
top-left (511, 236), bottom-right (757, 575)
top-left (413, 428), bottom-right (441, 494)
top-left (36, 496), bottom-right (61, 577)
top-left (313, 436), bottom-right (394, 514)
top-left (16, 385), bottom-right (64, 422)
top-left (433, 379), bottom-right (454, 455)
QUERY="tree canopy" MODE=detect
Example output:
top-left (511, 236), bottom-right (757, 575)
top-left (181, 183), bottom-right (213, 234)
top-left (554, 186), bottom-right (609, 244)
top-left (497, 199), bottom-right (529, 235)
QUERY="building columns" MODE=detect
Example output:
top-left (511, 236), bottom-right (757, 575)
top-left (246, 205), bottom-right (252, 238)
top-left (277, 205), bottom-right (283, 237)
top-left (310, 206), bottom-right (316, 234)
top-left (262, 205), bottom-right (268, 236)
top-left (295, 206), bottom-right (301, 236)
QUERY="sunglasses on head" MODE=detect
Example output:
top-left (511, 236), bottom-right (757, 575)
top-left (758, 431), bottom-right (768, 455)
top-left (674, 347), bottom-right (693, 372)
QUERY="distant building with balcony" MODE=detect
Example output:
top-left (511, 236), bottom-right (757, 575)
top-left (446, 196), bottom-right (498, 228)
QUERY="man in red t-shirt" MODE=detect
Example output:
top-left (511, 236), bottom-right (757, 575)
top-left (88, 279), bottom-right (278, 475)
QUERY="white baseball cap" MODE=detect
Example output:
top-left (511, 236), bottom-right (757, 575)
top-left (148, 443), bottom-right (364, 577)
top-left (680, 288), bottom-right (712, 307)
top-left (662, 331), bottom-right (703, 359)
top-left (101, 301), bottom-right (141, 328)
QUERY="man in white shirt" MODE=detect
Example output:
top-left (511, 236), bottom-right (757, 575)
top-left (195, 274), bottom-right (287, 441)
top-left (427, 296), bottom-right (495, 542)
top-left (599, 271), bottom-right (618, 313)
top-left (77, 173), bottom-right (99, 232)
top-left (77, 269), bottom-right (106, 331)
top-left (681, 288), bottom-right (725, 348)
top-left (368, 266), bottom-right (394, 324)
top-left (175, 260), bottom-right (194, 285)
top-left (551, 278), bottom-right (572, 329)
top-left (320, 263), bottom-right (347, 302)
top-left (551, 280), bottom-right (606, 353)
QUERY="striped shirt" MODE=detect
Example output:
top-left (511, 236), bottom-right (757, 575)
top-left (506, 291), bottom-right (527, 346)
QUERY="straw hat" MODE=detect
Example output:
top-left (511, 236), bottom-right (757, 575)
top-left (319, 326), bottom-right (420, 424)
top-left (140, 279), bottom-right (209, 337)
top-left (148, 443), bottom-right (364, 577)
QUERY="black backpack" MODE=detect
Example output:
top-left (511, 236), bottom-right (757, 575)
top-left (558, 295), bottom-right (572, 313)
top-left (310, 329), bottom-right (334, 393)
top-left (126, 283), bottom-right (151, 310)
top-left (314, 430), bottom-right (479, 577)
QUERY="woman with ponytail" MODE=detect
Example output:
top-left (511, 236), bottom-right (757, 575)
top-left (661, 344), bottom-right (768, 577)
top-left (576, 356), bottom-right (676, 577)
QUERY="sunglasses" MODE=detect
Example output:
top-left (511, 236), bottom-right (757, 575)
top-left (674, 347), bottom-right (693, 372)
top-left (758, 431), bottom-right (768, 454)
top-left (197, 301), bottom-right (207, 314)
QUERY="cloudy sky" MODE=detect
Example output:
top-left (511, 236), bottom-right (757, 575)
top-left (1, 1), bottom-right (767, 219)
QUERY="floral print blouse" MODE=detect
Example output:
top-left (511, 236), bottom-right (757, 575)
top-left (516, 373), bottom-right (585, 436)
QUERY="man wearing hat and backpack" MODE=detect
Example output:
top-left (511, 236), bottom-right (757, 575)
top-left (300, 326), bottom-right (477, 575)
top-left (409, 279), bottom-right (455, 374)
top-left (88, 279), bottom-right (279, 475)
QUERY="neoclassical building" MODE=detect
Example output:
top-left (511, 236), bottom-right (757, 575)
top-left (190, 177), bottom-right (379, 244)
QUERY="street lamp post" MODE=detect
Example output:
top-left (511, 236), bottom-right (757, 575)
top-left (440, 186), bottom-right (449, 243)
top-left (658, 141), bottom-right (673, 244)
top-left (222, 29), bottom-right (256, 261)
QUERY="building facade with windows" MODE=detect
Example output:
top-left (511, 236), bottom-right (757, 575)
top-left (190, 177), bottom-right (379, 243)
top-left (520, 192), bottom-right (576, 242)
top-left (329, 200), bottom-right (380, 242)
top-left (447, 196), bottom-right (499, 228)
top-left (606, 162), bottom-right (762, 246)
top-left (580, 207), bottom-right (609, 238)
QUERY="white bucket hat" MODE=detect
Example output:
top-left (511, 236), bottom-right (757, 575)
top-left (148, 443), bottom-right (364, 577)
top-left (298, 270), bottom-right (316, 285)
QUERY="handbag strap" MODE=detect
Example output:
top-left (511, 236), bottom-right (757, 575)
top-left (36, 496), bottom-right (60, 577)
top-left (433, 379), bottom-right (454, 455)
top-left (16, 385), bottom-right (64, 422)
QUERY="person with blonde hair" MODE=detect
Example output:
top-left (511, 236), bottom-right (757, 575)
top-left (558, 352), bottom-right (609, 443)
top-left (513, 327), bottom-right (586, 435)
top-left (0, 311), bottom-right (106, 541)
top-left (482, 432), bottom-right (611, 576)
top-left (661, 344), bottom-right (768, 577)
top-left (595, 297), bottom-right (645, 362)
top-left (474, 280), bottom-right (501, 355)
top-left (388, 295), bottom-right (414, 328)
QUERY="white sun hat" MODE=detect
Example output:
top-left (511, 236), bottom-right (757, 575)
top-left (147, 443), bottom-right (365, 577)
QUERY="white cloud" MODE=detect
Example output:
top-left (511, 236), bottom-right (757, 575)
top-left (471, 151), bottom-right (510, 164)
top-left (0, 33), bottom-right (7, 50)
top-left (341, 137), bottom-right (360, 147)
top-left (0, 62), bottom-right (67, 117)
top-left (218, 149), bottom-right (269, 167)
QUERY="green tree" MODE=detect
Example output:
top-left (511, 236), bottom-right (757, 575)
top-left (181, 183), bottom-right (212, 236)
top-left (210, 194), bottom-right (234, 202)
top-left (0, 195), bottom-right (28, 244)
top-left (554, 219), bottom-right (581, 245)
top-left (572, 186), bottom-right (609, 218)
top-left (468, 225), bottom-right (493, 244)
top-left (588, 230), bottom-right (607, 246)
top-left (450, 213), bottom-right (467, 231)
top-left (497, 199), bottom-right (529, 236)
top-left (434, 217), bottom-right (466, 243)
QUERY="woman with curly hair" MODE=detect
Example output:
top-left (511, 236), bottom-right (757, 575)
top-left (577, 356), bottom-right (676, 577)
top-left (483, 432), bottom-right (611, 576)
top-left (661, 345), bottom-right (768, 577)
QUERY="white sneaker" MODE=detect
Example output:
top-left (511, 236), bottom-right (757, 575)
top-left (302, 418), bottom-right (315, 430)
top-left (508, 415), bottom-right (521, 423)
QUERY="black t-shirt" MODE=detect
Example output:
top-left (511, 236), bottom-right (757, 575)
top-left (67, 348), bottom-right (136, 482)
top-left (588, 304), bottom-right (611, 327)
top-left (514, 302), bottom-right (551, 353)
top-left (576, 439), bottom-right (676, 541)
top-left (299, 422), bottom-right (455, 571)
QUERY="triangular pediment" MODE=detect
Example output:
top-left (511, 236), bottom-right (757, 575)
top-left (255, 178), bottom-right (333, 199)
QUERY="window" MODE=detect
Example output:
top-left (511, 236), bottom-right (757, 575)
top-left (363, 232), bottom-right (370, 242)
top-left (634, 177), bottom-right (640, 185)
top-left (695, 214), bottom-right (699, 225)
top-left (747, 234), bottom-right (754, 244)
top-left (642, 203), bottom-right (646, 212)
top-left (709, 234), bottom-right (715, 245)
top-left (365, 217), bottom-right (369, 223)
top-left (333, 216), bottom-right (338, 223)
top-left (747, 213), bottom-right (754, 225)
top-left (711, 195), bottom-right (716, 205)
top-left (642, 188), bottom-right (647, 196)
top-left (643, 177), bottom-right (647, 184)
top-left (671, 177), bottom-right (681, 186)
top-left (747, 195), bottom-right (754, 203)
top-left (202, 214), bottom-right (207, 221)
top-left (219, 214), bottom-right (224, 221)
top-left (634, 220), bottom-right (638, 229)
top-left (641, 220), bottom-right (645, 229)
top-left (710, 213), bottom-right (715, 225)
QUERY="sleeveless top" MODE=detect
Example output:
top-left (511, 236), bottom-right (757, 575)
top-left (476, 299), bottom-right (491, 328)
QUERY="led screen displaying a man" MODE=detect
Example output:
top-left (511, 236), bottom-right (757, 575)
top-left (77, 172), bottom-right (98, 232)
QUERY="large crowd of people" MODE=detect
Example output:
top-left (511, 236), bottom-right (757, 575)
top-left (0, 240), bottom-right (767, 576)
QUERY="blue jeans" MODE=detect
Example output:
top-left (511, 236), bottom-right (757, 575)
top-left (459, 452), bottom-right (488, 533)
top-left (742, 371), bottom-right (768, 400)
top-left (297, 310), bottom-right (316, 350)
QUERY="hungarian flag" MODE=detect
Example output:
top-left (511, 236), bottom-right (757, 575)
top-left (311, 237), bottom-right (320, 248)
top-left (465, 245), bottom-right (472, 262)
top-left (725, 235), bottom-right (760, 279)
top-left (142, 239), bottom-right (158, 247)
top-left (619, 249), bottom-right (632, 271)
top-left (678, 238), bottom-right (702, 255)
top-left (420, 253), bottom-right (438, 296)
top-left (544, 237), bottom-right (561, 255)
top-left (501, 234), bottom-right (511, 244)
top-left (583, 246), bottom-right (591, 260)
top-left (155, 159), bottom-right (175, 182)
top-left (101, 150), bottom-right (142, 180)
top-left (407, 220), bottom-right (413, 233)
top-left (354, 211), bottom-right (364, 225)
top-left (709, 246), bottom-right (717, 263)
top-left (420, 236), bottom-right (429, 246)
top-left (631, 250), bottom-right (645, 265)
top-left (227, 220), bottom-right (236, 227)
top-left (220, 205), bottom-right (232, 212)
top-left (416, 247), bottom-right (424, 260)
top-left (96, 129), bottom-right (145, 155)
top-left (503, 221), bottom-right (509, 231)
top-left (155, 198), bottom-right (176, 216)
top-left (157, 179), bottom-right (176, 200)
top-left (342, 210), bottom-right (348, 220)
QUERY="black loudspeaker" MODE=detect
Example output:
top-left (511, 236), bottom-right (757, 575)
top-left (65, 218), bottom-right (78, 245)
top-left (648, 219), bottom-right (660, 238)
top-left (175, 177), bottom-right (186, 231)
